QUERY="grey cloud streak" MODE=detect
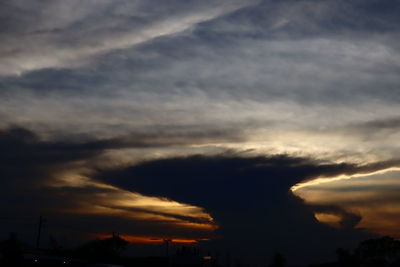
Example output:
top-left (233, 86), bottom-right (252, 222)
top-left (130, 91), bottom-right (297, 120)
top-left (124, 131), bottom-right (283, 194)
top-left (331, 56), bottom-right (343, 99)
top-left (0, 0), bottom-right (259, 75)
top-left (0, 0), bottom-right (399, 147)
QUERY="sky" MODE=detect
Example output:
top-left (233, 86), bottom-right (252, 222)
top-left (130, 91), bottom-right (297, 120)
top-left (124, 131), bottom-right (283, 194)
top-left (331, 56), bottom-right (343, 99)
top-left (1, 0), bottom-right (400, 265)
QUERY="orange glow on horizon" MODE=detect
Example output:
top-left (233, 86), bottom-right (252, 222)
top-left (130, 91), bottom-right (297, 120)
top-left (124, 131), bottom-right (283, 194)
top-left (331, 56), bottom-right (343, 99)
top-left (93, 233), bottom-right (209, 244)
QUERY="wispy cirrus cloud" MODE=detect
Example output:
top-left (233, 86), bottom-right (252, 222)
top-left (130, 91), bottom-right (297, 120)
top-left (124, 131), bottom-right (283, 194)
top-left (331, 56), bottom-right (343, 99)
top-left (0, 0), bottom-right (259, 76)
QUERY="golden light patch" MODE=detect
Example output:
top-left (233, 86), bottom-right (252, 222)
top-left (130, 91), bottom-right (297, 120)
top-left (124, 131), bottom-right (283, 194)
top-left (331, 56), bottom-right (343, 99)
top-left (293, 169), bottom-right (400, 238)
top-left (49, 169), bottom-right (217, 235)
top-left (314, 213), bottom-right (342, 228)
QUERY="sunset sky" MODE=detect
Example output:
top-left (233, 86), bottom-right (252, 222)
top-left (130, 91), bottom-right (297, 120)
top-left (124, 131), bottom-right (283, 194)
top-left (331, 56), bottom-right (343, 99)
top-left (1, 0), bottom-right (400, 265)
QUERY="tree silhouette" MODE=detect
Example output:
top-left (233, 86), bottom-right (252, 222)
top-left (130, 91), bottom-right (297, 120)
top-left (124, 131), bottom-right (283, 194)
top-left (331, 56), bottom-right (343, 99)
top-left (355, 236), bottom-right (400, 267)
top-left (74, 233), bottom-right (128, 262)
top-left (0, 233), bottom-right (24, 267)
top-left (335, 236), bottom-right (400, 267)
top-left (268, 252), bottom-right (286, 267)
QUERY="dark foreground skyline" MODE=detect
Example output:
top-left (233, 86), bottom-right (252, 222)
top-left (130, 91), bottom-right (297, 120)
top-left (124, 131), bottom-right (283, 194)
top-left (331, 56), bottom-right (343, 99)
top-left (1, 0), bottom-right (400, 265)
top-left (2, 232), bottom-right (400, 267)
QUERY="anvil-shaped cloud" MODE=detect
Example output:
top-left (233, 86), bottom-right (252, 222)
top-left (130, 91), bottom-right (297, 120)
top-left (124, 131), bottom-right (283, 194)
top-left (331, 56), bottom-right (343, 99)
top-left (1, 0), bottom-right (400, 265)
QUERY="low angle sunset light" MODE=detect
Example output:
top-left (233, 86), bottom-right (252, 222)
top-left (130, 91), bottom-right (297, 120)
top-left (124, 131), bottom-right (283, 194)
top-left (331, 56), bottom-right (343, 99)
top-left (1, 0), bottom-right (400, 266)
top-left (294, 169), bottom-right (400, 239)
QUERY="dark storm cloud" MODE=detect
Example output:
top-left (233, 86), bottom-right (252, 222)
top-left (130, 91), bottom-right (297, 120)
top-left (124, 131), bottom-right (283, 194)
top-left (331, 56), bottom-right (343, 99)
top-left (0, 127), bottom-right (379, 250)
top-left (93, 155), bottom-right (400, 263)
top-left (0, 126), bottom-right (242, 242)
top-left (0, 125), bottom-right (244, 199)
top-left (1, 126), bottom-right (397, 263)
top-left (94, 155), bottom-right (400, 206)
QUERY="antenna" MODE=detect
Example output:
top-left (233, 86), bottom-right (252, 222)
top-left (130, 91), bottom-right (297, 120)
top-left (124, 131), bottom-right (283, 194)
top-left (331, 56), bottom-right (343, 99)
top-left (164, 238), bottom-right (172, 257)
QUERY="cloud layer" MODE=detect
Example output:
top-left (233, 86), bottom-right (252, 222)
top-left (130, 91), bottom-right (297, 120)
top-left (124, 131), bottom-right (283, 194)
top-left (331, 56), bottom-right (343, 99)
top-left (1, 0), bottom-right (400, 265)
top-left (0, 126), bottom-right (379, 264)
top-left (1, 0), bottom-right (400, 164)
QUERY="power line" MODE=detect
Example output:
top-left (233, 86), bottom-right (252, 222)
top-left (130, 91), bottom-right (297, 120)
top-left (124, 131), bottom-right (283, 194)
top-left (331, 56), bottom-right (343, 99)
top-left (36, 215), bottom-right (43, 248)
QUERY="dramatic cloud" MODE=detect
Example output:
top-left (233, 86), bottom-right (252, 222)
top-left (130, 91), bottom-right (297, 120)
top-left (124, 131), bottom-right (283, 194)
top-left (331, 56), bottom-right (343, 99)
top-left (1, 0), bottom-right (400, 265)
top-left (0, 127), bottom-right (217, 244)
top-left (0, 126), bottom-right (387, 264)
top-left (94, 154), bottom-right (395, 264)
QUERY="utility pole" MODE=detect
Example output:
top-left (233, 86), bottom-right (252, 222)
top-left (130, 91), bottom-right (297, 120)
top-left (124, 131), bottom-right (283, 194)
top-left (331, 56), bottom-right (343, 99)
top-left (164, 238), bottom-right (171, 257)
top-left (36, 215), bottom-right (43, 249)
